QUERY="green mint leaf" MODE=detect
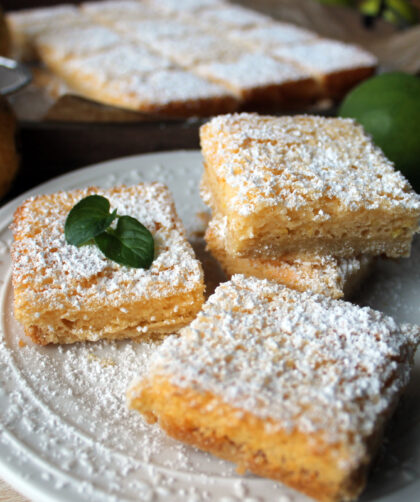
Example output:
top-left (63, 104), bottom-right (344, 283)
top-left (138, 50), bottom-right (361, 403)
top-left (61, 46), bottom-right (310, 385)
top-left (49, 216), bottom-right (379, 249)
top-left (65, 195), bottom-right (118, 246)
top-left (94, 215), bottom-right (154, 269)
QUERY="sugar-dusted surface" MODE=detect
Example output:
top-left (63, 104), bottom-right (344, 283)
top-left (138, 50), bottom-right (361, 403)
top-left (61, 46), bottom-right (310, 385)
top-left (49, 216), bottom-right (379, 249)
top-left (63, 43), bottom-right (174, 83)
top-left (35, 20), bottom-right (237, 113)
top-left (190, 4), bottom-right (271, 29)
top-left (6, 4), bottom-right (86, 49)
top-left (228, 23), bottom-right (318, 49)
top-left (142, 275), bottom-right (418, 452)
top-left (194, 54), bottom-right (312, 93)
top-left (1, 151), bottom-right (420, 502)
top-left (145, 0), bottom-right (225, 15)
top-left (12, 184), bottom-right (203, 314)
top-left (6, 0), bottom-right (380, 117)
top-left (117, 70), bottom-right (235, 106)
top-left (273, 38), bottom-right (377, 73)
top-left (7, 0), bottom-right (379, 115)
top-left (6, 4), bottom-right (79, 27)
top-left (144, 33), bottom-right (244, 67)
top-left (36, 24), bottom-right (122, 60)
top-left (112, 19), bottom-right (203, 45)
top-left (201, 113), bottom-right (420, 214)
top-left (81, 0), bottom-right (159, 19)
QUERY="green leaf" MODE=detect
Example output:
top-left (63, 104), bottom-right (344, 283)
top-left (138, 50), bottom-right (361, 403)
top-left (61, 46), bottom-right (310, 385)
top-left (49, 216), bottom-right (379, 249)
top-left (65, 195), bottom-right (155, 269)
top-left (94, 215), bottom-right (154, 269)
top-left (384, 0), bottom-right (418, 26)
top-left (65, 195), bottom-right (118, 247)
top-left (359, 0), bottom-right (382, 16)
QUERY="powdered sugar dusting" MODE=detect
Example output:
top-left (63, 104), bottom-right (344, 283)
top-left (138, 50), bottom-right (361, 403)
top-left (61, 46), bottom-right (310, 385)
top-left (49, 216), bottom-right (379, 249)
top-left (112, 19), bottom-right (202, 45)
top-left (7, 5), bottom-right (87, 48)
top-left (119, 70), bottom-right (234, 105)
top-left (140, 33), bottom-right (244, 67)
top-left (12, 184), bottom-right (203, 340)
top-left (201, 113), bottom-right (420, 214)
top-left (1, 308), bottom-right (248, 500)
top-left (7, 4), bottom-right (79, 27)
top-left (37, 24), bottom-right (122, 59)
top-left (81, 0), bottom-right (158, 20)
top-left (195, 54), bottom-right (312, 94)
top-left (0, 152), bottom-right (419, 501)
top-left (143, 275), bottom-right (419, 462)
top-left (63, 43), bottom-right (174, 83)
top-left (228, 23), bottom-right (317, 49)
top-left (145, 0), bottom-right (225, 15)
top-left (272, 38), bottom-right (378, 73)
top-left (190, 4), bottom-right (272, 29)
top-left (8, 1), bottom-right (379, 114)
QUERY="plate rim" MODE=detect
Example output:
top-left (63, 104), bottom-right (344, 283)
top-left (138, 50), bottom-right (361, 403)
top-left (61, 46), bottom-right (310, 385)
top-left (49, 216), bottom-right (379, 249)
top-left (0, 150), bottom-right (204, 502)
top-left (0, 149), bottom-right (202, 218)
top-left (0, 150), bottom-right (419, 502)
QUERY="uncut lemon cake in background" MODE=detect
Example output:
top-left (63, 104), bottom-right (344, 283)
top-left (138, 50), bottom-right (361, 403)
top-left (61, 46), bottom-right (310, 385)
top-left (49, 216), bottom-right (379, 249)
top-left (6, 0), bottom-right (377, 116)
top-left (6, 4), bottom-right (85, 61)
top-left (11, 183), bottom-right (205, 345)
top-left (129, 275), bottom-right (420, 502)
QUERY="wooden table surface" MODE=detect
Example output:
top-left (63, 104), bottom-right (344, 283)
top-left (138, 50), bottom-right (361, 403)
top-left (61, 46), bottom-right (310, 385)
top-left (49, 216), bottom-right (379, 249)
top-left (0, 479), bottom-right (29, 502)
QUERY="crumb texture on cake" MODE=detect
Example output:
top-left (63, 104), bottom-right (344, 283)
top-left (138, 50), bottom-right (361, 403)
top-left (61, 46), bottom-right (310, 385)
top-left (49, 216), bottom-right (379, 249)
top-left (131, 275), bottom-right (419, 444)
top-left (205, 213), bottom-right (372, 298)
top-left (129, 275), bottom-right (419, 501)
top-left (12, 184), bottom-right (204, 344)
top-left (201, 113), bottom-right (419, 214)
top-left (200, 113), bottom-right (420, 258)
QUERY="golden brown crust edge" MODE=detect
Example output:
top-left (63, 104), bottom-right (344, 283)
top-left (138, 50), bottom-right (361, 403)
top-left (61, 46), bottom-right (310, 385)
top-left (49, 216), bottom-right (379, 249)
top-left (12, 185), bottom-right (205, 345)
top-left (323, 66), bottom-right (376, 100)
top-left (36, 48), bottom-right (239, 118)
top-left (24, 314), bottom-right (198, 345)
top-left (129, 377), bottom-right (381, 502)
top-left (204, 219), bottom-right (343, 298)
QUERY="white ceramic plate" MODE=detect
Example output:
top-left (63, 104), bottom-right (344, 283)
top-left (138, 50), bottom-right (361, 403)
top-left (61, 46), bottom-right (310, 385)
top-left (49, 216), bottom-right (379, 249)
top-left (0, 151), bottom-right (419, 502)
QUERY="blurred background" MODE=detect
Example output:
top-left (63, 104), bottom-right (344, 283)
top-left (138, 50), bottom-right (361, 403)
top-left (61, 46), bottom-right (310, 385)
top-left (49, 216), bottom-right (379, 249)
top-left (0, 0), bottom-right (419, 202)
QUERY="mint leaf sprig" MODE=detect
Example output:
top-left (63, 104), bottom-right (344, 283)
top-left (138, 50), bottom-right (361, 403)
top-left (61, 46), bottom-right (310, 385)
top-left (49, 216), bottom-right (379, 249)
top-left (64, 195), bottom-right (154, 269)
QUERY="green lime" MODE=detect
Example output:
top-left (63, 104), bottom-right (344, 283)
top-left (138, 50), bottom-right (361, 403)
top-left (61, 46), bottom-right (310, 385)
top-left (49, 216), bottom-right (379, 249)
top-left (338, 72), bottom-right (420, 190)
